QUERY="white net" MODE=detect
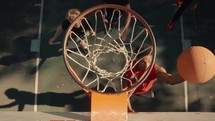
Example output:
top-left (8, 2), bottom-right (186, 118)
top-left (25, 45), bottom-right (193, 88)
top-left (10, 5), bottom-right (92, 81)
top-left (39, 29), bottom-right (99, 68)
top-left (63, 4), bottom-right (156, 94)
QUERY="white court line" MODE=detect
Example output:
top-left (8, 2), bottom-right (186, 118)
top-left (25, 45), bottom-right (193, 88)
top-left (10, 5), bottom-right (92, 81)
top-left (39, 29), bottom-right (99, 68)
top-left (180, 15), bottom-right (191, 112)
top-left (34, 0), bottom-right (44, 112)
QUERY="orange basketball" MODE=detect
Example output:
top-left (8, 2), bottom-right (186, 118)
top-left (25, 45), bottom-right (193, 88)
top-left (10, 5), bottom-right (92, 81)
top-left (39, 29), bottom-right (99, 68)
top-left (177, 46), bottom-right (215, 83)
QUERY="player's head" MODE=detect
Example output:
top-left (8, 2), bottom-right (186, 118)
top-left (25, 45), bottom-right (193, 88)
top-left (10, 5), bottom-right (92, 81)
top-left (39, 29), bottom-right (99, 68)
top-left (135, 44), bottom-right (152, 59)
top-left (5, 88), bottom-right (19, 99)
top-left (135, 44), bottom-right (153, 71)
top-left (66, 8), bottom-right (81, 23)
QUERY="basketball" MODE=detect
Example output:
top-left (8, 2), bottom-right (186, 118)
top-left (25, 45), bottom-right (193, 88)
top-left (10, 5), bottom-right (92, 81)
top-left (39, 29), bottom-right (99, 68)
top-left (177, 46), bottom-right (215, 83)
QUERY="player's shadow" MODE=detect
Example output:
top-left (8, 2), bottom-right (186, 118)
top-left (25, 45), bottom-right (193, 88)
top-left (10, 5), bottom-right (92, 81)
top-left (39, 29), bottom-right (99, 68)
top-left (29, 43), bottom-right (63, 74)
top-left (30, 40), bottom-right (80, 74)
top-left (0, 88), bottom-right (90, 111)
top-left (0, 36), bottom-right (36, 66)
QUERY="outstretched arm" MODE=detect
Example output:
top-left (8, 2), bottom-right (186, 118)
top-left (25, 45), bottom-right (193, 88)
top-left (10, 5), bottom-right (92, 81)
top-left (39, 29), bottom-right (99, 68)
top-left (156, 66), bottom-right (185, 85)
top-left (0, 101), bottom-right (17, 108)
top-left (49, 26), bottom-right (64, 45)
top-left (122, 3), bottom-right (131, 41)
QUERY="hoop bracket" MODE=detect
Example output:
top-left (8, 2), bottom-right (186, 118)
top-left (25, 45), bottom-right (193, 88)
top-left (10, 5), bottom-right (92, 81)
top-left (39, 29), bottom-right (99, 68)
top-left (91, 92), bottom-right (128, 121)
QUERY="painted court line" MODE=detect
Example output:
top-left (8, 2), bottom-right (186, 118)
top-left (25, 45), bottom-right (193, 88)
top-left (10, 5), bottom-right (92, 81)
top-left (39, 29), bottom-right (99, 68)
top-left (180, 15), bottom-right (191, 112)
top-left (34, 0), bottom-right (44, 112)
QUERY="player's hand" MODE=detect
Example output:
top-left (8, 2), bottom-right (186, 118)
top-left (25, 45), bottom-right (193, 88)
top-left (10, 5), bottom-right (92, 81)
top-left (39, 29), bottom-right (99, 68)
top-left (91, 30), bottom-right (95, 36)
top-left (49, 38), bottom-right (55, 45)
top-left (102, 15), bottom-right (108, 23)
top-left (121, 32), bottom-right (127, 41)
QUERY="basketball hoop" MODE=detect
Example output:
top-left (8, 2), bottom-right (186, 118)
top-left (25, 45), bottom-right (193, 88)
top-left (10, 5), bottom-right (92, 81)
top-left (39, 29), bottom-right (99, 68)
top-left (63, 4), bottom-right (156, 94)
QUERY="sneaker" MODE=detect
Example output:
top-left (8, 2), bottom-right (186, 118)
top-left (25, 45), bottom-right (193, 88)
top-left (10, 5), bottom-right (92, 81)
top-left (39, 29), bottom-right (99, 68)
top-left (166, 22), bottom-right (174, 30)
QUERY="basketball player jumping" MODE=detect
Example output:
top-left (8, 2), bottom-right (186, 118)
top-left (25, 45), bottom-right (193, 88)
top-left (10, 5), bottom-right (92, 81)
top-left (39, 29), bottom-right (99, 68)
top-left (124, 45), bottom-right (185, 112)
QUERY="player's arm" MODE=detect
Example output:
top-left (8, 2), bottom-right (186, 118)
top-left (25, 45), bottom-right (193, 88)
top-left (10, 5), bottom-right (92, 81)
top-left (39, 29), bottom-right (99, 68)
top-left (18, 104), bottom-right (25, 111)
top-left (156, 66), bottom-right (185, 85)
top-left (82, 20), bottom-right (95, 36)
top-left (122, 2), bottom-right (131, 41)
top-left (49, 19), bottom-right (70, 45)
top-left (0, 101), bottom-right (17, 108)
top-left (49, 26), bottom-right (64, 45)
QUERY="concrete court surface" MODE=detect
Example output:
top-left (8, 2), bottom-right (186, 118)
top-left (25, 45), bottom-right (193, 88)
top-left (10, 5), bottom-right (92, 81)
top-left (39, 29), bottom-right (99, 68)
top-left (0, 112), bottom-right (215, 121)
top-left (0, 0), bottom-right (215, 115)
